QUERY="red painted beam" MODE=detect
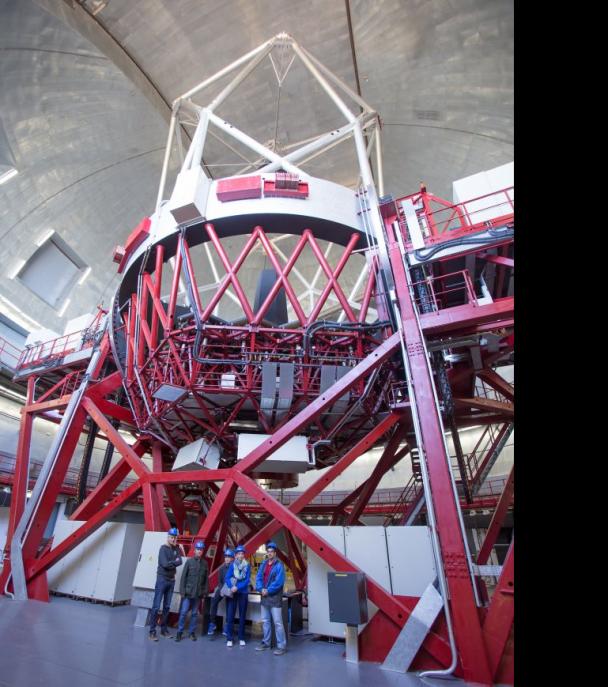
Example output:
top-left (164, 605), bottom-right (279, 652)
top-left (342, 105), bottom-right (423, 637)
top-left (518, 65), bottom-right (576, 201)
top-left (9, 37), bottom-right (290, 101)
top-left (81, 397), bottom-right (150, 479)
top-left (346, 425), bottom-right (408, 525)
top-left (4, 378), bottom-right (34, 551)
top-left (26, 480), bottom-right (144, 580)
top-left (478, 253), bottom-right (514, 269)
top-left (240, 414), bottom-right (400, 552)
top-left (477, 466), bottom-right (514, 565)
top-left (70, 458), bottom-right (133, 520)
top-left (454, 397), bottom-right (514, 417)
top-left (482, 540), bottom-right (514, 679)
top-left (386, 218), bottom-right (493, 683)
top-left (476, 369), bottom-right (514, 403)
top-left (420, 298), bottom-right (514, 337)
top-left (232, 470), bottom-right (453, 668)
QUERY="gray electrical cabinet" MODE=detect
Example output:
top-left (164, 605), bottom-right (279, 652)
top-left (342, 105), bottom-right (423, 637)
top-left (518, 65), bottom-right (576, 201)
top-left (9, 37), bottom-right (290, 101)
top-left (327, 572), bottom-right (368, 625)
top-left (307, 526), bottom-right (436, 639)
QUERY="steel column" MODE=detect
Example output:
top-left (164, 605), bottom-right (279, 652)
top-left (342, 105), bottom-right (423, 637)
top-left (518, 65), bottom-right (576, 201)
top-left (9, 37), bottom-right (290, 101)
top-left (385, 218), bottom-right (493, 683)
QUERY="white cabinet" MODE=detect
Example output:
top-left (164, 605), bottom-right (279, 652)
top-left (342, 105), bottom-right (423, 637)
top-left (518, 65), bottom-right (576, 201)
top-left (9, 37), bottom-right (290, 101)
top-left (47, 520), bottom-right (144, 603)
top-left (133, 531), bottom-right (186, 612)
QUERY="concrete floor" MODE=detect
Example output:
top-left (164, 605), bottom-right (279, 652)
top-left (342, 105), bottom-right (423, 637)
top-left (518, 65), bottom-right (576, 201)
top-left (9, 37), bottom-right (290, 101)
top-left (0, 596), bottom-right (475, 687)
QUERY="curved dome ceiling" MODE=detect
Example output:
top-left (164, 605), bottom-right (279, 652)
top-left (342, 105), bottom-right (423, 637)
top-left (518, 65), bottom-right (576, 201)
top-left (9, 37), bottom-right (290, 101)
top-left (0, 0), bottom-right (513, 333)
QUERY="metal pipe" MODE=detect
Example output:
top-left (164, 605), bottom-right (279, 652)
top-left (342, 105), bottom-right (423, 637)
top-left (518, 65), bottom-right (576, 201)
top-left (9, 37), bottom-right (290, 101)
top-left (292, 41), bottom-right (360, 123)
top-left (258, 121), bottom-right (357, 172)
top-left (178, 37), bottom-right (277, 101)
top-left (374, 122), bottom-right (385, 197)
top-left (206, 111), bottom-right (304, 176)
top-left (298, 44), bottom-right (375, 114)
top-left (207, 43), bottom-right (275, 113)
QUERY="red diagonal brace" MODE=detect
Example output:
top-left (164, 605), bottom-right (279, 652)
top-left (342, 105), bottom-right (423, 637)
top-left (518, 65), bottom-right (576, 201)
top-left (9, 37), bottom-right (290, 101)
top-left (81, 397), bottom-right (150, 479)
top-left (307, 230), bottom-right (359, 322)
top-left (346, 425), bottom-right (408, 525)
top-left (241, 413), bottom-right (400, 551)
top-left (70, 458), bottom-right (133, 520)
top-left (232, 470), bottom-right (452, 668)
top-left (477, 465), bottom-right (514, 565)
top-left (482, 540), bottom-right (514, 678)
top-left (26, 479), bottom-right (143, 580)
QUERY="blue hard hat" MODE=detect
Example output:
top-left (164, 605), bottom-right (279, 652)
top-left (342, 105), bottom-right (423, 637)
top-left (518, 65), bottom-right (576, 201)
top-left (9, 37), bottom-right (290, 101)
top-left (235, 545), bottom-right (246, 554)
top-left (167, 527), bottom-right (179, 536)
top-left (194, 540), bottom-right (205, 550)
top-left (265, 541), bottom-right (277, 551)
top-left (224, 548), bottom-right (235, 558)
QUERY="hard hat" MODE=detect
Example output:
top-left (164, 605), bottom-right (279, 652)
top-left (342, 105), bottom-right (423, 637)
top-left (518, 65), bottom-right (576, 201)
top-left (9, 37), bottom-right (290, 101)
top-left (265, 541), bottom-right (277, 551)
top-left (167, 527), bottom-right (179, 536)
top-left (235, 545), bottom-right (246, 554)
top-left (194, 540), bottom-right (205, 550)
top-left (224, 548), bottom-right (235, 558)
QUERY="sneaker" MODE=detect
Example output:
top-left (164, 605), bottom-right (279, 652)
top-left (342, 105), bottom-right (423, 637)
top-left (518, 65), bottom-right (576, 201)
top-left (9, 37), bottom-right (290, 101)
top-left (207, 623), bottom-right (216, 636)
top-left (148, 632), bottom-right (158, 642)
top-left (255, 643), bottom-right (270, 651)
top-left (239, 640), bottom-right (246, 647)
top-left (175, 631), bottom-right (183, 642)
top-left (160, 629), bottom-right (172, 639)
top-left (189, 633), bottom-right (197, 641)
top-left (273, 648), bottom-right (286, 656)
top-left (227, 640), bottom-right (233, 647)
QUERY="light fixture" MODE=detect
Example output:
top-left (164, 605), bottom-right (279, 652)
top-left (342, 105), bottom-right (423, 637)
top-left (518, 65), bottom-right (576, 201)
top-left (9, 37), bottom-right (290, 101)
top-left (7, 258), bottom-right (26, 280)
top-left (77, 266), bottom-right (92, 285)
top-left (35, 229), bottom-right (55, 247)
top-left (57, 298), bottom-right (71, 317)
top-left (0, 168), bottom-right (18, 185)
top-left (0, 294), bottom-right (42, 331)
top-left (26, 490), bottom-right (32, 498)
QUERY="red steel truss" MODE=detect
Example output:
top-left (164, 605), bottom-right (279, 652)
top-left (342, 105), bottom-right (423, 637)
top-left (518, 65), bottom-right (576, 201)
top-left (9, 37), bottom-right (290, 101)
top-left (0, 177), bottom-right (513, 685)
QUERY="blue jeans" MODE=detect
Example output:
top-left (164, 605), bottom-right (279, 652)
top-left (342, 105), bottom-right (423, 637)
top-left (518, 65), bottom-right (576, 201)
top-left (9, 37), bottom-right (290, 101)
top-left (225, 592), bottom-right (248, 641)
top-left (209, 590), bottom-right (225, 627)
top-left (177, 597), bottom-right (200, 634)
top-left (261, 604), bottom-right (286, 649)
top-left (149, 576), bottom-right (174, 633)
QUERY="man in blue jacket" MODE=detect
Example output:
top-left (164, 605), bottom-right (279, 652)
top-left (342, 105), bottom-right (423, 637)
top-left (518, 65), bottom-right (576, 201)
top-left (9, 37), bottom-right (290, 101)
top-left (255, 541), bottom-right (287, 655)
top-left (148, 527), bottom-right (184, 641)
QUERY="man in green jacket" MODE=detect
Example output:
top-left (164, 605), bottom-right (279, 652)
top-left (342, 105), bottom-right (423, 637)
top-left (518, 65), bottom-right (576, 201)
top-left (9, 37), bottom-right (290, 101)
top-left (175, 540), bottom-right (208, 641)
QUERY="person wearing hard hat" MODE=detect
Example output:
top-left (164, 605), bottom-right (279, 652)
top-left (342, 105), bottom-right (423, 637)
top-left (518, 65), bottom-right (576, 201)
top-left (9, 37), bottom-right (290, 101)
top-left (175, 540), bottom-right (208, 642)
top-left (255, 541), bottom-right (287, 655)
top-left (224, 544), bottom-right (251, 647)
top-left (207, 548), bottom-right (235, 637)
top-left (149, 527), bottom-right (185, 641)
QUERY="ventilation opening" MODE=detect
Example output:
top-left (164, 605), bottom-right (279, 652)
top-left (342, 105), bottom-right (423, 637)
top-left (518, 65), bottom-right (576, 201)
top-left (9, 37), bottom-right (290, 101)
top-left (17, 234), bottom-right (88, 310)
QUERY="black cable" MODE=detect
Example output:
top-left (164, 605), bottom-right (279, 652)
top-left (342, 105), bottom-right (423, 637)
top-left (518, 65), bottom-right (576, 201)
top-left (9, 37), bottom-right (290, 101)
top-left (413, 224), bottom-right (514, 263)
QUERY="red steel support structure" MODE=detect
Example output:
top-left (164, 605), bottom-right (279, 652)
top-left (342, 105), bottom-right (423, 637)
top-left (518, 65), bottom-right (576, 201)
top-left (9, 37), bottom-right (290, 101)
top-left (0, 35), bottom-right (513, 686)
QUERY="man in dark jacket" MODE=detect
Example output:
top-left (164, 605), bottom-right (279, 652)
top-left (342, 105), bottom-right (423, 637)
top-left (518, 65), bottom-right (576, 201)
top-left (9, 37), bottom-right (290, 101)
top-left (175, 540), bottom-right (208, 642)
top-left (148, 527), bottom-right (184, 641)
top-left (207, 548), bottom-right (234, 636)
top-left (255, 541), bottom-right (287, 655)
